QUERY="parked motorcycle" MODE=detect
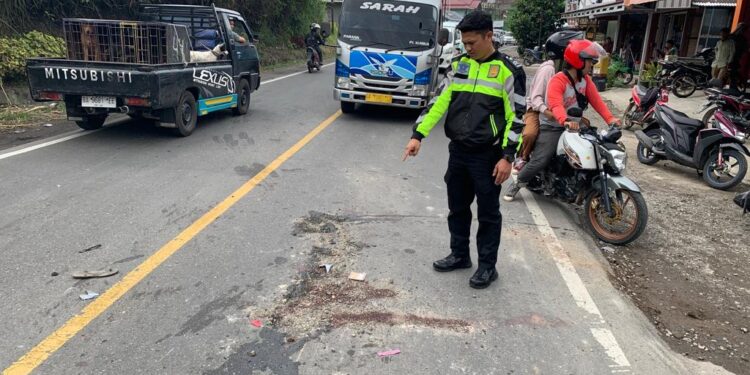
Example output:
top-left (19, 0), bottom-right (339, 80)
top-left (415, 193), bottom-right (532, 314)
top-left (622, 83), bottom-right (670, 130)
top-left (635, 103), bottom-right (750, 190)
top-left (526, 107), bottom-right (648, 245)
top-left (660, 48), bottom-right (714, 98)
top-left (522, 47), bottom-right (544, 66)
top-left (696, 87), bottom-right (750, 130)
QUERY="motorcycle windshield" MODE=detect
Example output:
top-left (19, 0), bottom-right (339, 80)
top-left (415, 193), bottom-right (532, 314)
top-left (339, 0), bottom-right (438, 52)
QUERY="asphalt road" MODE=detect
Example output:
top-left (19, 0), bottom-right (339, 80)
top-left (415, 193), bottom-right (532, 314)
top-left (0, 64), bottom-right (731, 375)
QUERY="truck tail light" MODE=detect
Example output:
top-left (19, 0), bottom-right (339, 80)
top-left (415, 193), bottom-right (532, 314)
top-left (39, 91), bottom-right (62, 101)
top-left (125, 97), bottom-right (150, 107)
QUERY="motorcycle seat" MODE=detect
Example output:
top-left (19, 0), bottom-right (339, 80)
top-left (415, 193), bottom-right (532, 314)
top-left (659, 105), bottom-right (704, 128)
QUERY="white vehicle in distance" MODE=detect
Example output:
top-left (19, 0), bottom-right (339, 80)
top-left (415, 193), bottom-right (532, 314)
top-left (503, 32), bottom-right (516, 45)
top-left (438, 21), bottom-right (461, 73)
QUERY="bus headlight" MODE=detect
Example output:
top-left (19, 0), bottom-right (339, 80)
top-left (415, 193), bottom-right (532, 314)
top-left (410, 84), bottom-right (429, 97)
top-left (336, 76), bottom-right (352, 90)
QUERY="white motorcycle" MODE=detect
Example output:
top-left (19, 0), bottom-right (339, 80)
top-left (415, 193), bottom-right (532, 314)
top-left (527, 108), bottom-right (649, 245)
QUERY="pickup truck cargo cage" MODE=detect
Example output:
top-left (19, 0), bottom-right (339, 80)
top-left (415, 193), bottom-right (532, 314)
top-left (63, 18), bottom-right (190, 64)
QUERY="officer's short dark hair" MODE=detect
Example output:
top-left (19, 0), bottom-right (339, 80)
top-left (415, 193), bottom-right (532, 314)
top-left (457, 11), bottom-right (493, 34)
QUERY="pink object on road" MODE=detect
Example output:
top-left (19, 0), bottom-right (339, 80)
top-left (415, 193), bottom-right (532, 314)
top-left (250, 319), bottom-right (263, 328)
top-left (377, 349), bottom-right (401, 357)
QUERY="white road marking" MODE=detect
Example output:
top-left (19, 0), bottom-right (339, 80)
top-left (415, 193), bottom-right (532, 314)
top-left (520, 190), bottom-right (632, 372)
top-left (0, 63), bottom-right (335, 162)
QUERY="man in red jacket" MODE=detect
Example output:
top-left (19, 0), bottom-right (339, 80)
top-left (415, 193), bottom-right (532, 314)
top-left (504, 39), bottom-right (620, 201)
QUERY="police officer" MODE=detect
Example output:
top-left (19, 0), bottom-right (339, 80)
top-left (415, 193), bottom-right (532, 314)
top-left (402, 11), bottom-right (520, 289)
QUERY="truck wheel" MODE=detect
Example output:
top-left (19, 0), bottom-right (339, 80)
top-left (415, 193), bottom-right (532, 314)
top-left (341, 101), bottom-right (356, 114)
top-left (173, 91), bottom-right (197, 137)
top-left (76, 115), bottom-right (107, 130)
top-left (233, 79), bottom-right (251, 116)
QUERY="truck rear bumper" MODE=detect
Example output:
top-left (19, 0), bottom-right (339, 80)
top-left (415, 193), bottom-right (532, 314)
top-left (334, 89), bottom-right (427, 109)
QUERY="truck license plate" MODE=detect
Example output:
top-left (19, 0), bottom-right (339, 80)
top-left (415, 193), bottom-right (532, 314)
top-left (365, 93), bottom-right (392, 104)
top-left (82, 96), bottom-right (116, 108)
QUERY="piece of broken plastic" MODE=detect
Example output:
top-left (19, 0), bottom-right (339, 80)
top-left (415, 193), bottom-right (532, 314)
top-left (348, 272), bottom-right (366, 281)
top-left (377, 349), bottom-right (401, 357)
top-left (250, 319), bottom-right (263, 328)
top-left (319, 264), bottom-right (333, 273)
top-left (72, 268), bottom-right (118, 279)
top-left (79, 291), bottom-right (99, 301)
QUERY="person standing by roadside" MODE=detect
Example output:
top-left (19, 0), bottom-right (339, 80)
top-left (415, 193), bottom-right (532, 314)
top-left (712, 28), bottom-right (735, 87)
top-left (402, 11), bottom-right (517, 289)
top-left (515, 30), bottom-right (582, 173)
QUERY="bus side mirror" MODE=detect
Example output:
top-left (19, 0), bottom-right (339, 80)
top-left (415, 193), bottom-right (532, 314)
top-left (438, 28), bottom-right (450, 46)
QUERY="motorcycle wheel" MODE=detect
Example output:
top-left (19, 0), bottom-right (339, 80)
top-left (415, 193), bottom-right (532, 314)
top-left (584, 189), bottom-right (648, 245)
top-left (622, 102), bottom-right (636, 129)
top-left (701, 107), bottom-right (717, 128)
top-left (617, 71), bottom-right (634, 85)
top-left (673, 75), bottom-right (697, 98)
top-left (702, 148), bottom-right (748, 190)
top-left (636, 129), bottom-right (663, 165)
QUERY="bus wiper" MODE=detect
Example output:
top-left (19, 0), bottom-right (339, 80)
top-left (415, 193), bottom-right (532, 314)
top-left (385, 43), bottom-right (433, 53)
top-left (351, 41), bottom-right (397, 50)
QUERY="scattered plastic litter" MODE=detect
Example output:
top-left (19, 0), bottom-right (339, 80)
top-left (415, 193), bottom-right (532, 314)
top-left (43, 123), bottom-right (53, 127)
top-left (377, 349), bottom-right (401, 357)
top-left (79, 291), bottom-right (99, 301)
top-left (348, 272), bottom-right (366, 281)
top-left (250, 319), bottom-right (263, 328)
top-left (72, 268), bottom-right (118, 279)
top-left (319, 264), bottom-right (333, 273)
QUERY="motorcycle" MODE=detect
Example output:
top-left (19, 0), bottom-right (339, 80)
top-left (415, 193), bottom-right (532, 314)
top-left (527, 107), bottom-right (648, 245)
top-left (635, 103), bottom-right (750, 190)
top-left (306, 46), bottom-right (321, 73)
top-left (660, 48), bottom-right (714, 98)
top-left (622, 82), bottom-right (670, 130)
top-left (522, 47), bottom-right (544, 66)
top-left (696, 87), bottom-right (750, 129)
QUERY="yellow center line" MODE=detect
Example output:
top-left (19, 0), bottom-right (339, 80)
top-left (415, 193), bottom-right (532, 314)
top-left (3, 110), bottom-right (343, 375)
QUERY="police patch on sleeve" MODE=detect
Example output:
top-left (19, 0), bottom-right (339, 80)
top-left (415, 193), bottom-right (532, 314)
top-left (457, 62), bottom-right (470, 75)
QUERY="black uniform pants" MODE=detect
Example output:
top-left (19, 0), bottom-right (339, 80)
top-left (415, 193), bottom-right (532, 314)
top-left (445, 143), bottom-right (503, 269)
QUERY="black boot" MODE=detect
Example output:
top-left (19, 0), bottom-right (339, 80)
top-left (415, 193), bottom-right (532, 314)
top-left (433, 254), bottom-right (472, 272)
top-left (469, 267), bottom-right (498, 289)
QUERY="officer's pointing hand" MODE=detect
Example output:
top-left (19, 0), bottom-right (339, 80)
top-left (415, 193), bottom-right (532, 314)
top-left (493, 159), bottom-right (512, 185)
top-left (402, 139), bottom-right (421, 161)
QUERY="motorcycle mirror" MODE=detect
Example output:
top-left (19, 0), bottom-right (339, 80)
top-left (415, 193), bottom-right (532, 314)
top-left (321, 30), bottom-right (330, 38)
top-left (438, 28), bottom-right (450, 46)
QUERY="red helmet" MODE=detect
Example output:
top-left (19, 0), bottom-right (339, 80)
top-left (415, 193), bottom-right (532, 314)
top-left (564, 39), bottom-right (607, 69)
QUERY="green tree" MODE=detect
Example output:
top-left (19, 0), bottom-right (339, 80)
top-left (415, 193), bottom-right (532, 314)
top-left (506, 0), bottom-right (565, 51)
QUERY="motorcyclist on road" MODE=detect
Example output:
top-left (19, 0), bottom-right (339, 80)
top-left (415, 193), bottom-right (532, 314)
top-left (504, 39), bottom-right (620, 201)
top-left (306, 23), bottom-right (325, 64)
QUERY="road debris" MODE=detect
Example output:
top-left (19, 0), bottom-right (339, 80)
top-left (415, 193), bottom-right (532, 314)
top-left (249, 350), bottom-right (256, 357)
top-left (43, 123), bottom-right (53, 127)
top-left (601, 246), bottom-right (615, 254)
top-left (72, 268), bottom-right (118, 279)
top-left (51, 272), bottom-right (59, 277)
top-left (79, 291), bottom-right (99, 301)
top-left (348, 272), bottom-right (366, 282)
top-left (377, 349), bottom-right (401, 358)
top-left (250, 319), bottom-right (263, 328)
top-left (78, 244), bottom-right (102, 253)
top-left (319, 264), bottom-right (333, 273)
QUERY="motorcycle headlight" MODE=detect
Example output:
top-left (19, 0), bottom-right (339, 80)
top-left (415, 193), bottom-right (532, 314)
top-left (609, 149), bottom-right (628, 173)
top-left (336, 76), bottom-right (352, 90)
top-left (410, 84), bottom-right (429, 97)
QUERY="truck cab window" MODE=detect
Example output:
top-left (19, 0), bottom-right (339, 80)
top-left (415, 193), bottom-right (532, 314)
top-left (228, 17), bottom-right (249, 45)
